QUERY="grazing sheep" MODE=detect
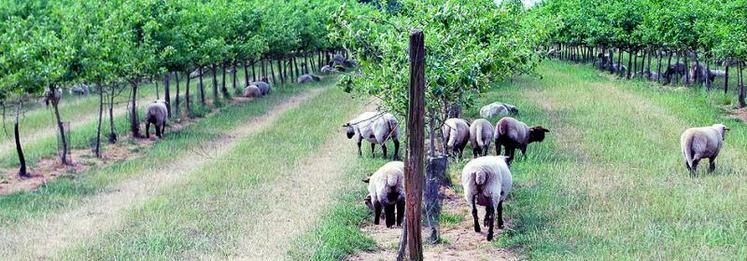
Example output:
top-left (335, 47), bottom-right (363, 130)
top-left (297, 74), bottom-right (321, 84)
top-left (442, 118), bottom-right (470, 159)
top-left (494, 117), bottom-right (550, 166)
top-left (688, 64), bottom-right (717, 85)
top-left (680, 124), bottom-right (729, 174)
top-left (343, 112), bottom-right (401, 160)
top-left (43, 87), bottom-right (62, 106)
top-left (363, 161), bottom-right (405, 227)
top-left (320, 65), bottom-right (339, 74)
top-left (470, 119), bottom-right (495, 158)
top-left (253, 81), bottom-right (272, 95)
top-left (242, 85), bottom-right (262, 98)
top-left (480, 102), bottom-right (519, 119)
top-left (145, 99), bottom-right (168, 138)
top-left (461, 156), bottom-right (513, 241)
top-left (663, 63), bottom-right (688, 85)
top-left (69, 84), bottom-right (90, 96)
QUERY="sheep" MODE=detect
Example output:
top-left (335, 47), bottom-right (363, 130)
top-left (297, 74), bottom-right (321, 84)
top-left (442, 118), bottom-right (470, 159)
top-left (680, 124), bottom-right (729, 174)
top-left (189, 68), bottom-right (202, 79)
top-left (43, 87), bottom-right (62, 106)
top-left (69, 84), bottom-right (90, 96)
top-left (145, 99), bottom-right (168, 138)
top-left (242, 85), bottom-right (262, 98)
top-left (320, 65), bottom-right (339, 74)
top-left (480, 102), bottom-right (519, 119)
top-left (470, 119), bottom-right (494, 158)
top-left (663, 63), bottom-right (688, 85)
top-left (363, 161), bottom-right (405, 227)
top-left (252, 81), bottom-right (272, 95)
top-left (343, 112), bottom-right (401, 160)
top-left (494, 117), bottom-right (550, 166)
top-left (461, 156), bottom-right (513, 241)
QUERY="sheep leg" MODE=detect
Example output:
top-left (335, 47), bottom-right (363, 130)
top-left (486, 201), bottom-right (495, 241)
top-left (392, 139), bottom-right (400, 160)
top-left (373, 201), bottom-right (382, 225)
top-left (482, 145), bottom-right (490, 156)
top-left (384, 204), bottom-right (396, 228)
top-left (156, 124), bottom-right (162, 138)
top-left (495, 142), bottom-right (502, 156)
top-left (472, 147), bottom-right (480, 158)
top-left (691, 159), bottom-right (700, 173)
top-left (708, 157), bottom-right (716, 173)
top-left (357, 137), bottom-right (363, 156)
top-left (382, 144), bottom-right (388, 159)
top-left (145, 122), bottom-right (151, 138)
top-left (472, 194), bottom-right (481, 233)
top-left (396, 199), bottom-right (405, 226)
top-left (497, 200), bottom-right (504, 229)
top-left (370, 143), bottom-right (376, 158)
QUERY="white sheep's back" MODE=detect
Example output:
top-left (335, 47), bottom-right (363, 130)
top-left (683, 127), bottom-right (723, 157)
top-left (497, 117), bottom-right (529, 144)
top-left (368, 161), bottom-right (405, 203)
top-left (372, 113), bottom-right (399, 144)
top-left (461, 156), bottom-right (510, 206)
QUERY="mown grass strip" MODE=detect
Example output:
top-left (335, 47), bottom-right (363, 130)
top-left (0, 82), bottom-right (315, 226)
top-left (58, 84), bottom-right (370, 259)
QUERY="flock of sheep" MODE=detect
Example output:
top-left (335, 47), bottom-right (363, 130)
top-left (347, 96), bottom-right (731, 242)
top-left (346, 101), bottom-right (551, 241)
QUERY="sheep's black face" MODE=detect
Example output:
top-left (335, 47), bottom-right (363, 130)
top-left (529, 126), bottom-right (550, 143)
top-left (346, 126), bottom-right (355, 139)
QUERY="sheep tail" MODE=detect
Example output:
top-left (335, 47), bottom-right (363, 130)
top-left (446, 123), bottom-right (457, 147)
top-left (681, 135), bottom-right (694, 168)
top-left (386, 172), bottom-right (399, 187)
top-left (476, 124), bottom-right (486, 147)
top-left (473, 171), bottom-right (487, 186)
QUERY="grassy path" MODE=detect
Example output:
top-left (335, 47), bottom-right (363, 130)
top-left (0, 87), bottom-right (325, 260)
top-left (493, 61), bottom-right (747, 260)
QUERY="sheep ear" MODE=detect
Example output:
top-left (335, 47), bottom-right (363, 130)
top-left (362, 177), bottom-right (370, 183)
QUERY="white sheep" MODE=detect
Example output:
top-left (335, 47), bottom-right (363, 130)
top-left (494, 117), bottom-right (550, 166)
top-left (145, 99), bottom-right (168, 138)
top-left (320, 65), bottom-right (339, 74)
top-left (69, 84), bottom-right (90, 96)
top-left (253, 81), bottom-right (272, 95)
top-left (480, 102), bottom-right (519, 119)
top-left (461, 156), bottom-right (512, 241)
top-left (442, 118), bottom-right (470, 159)
top-left (297, 74), bottom-right (321, 84)
top-left (242, 85), bottom-right (262, 98)
top-left (363, 161), bottom-right (405, 227)
top-left (680, 124), bottom-right (729, 174)
top-left (469, 119), bottom-right (494, 158)
top-left (343, 112), bottom-right (400, 160)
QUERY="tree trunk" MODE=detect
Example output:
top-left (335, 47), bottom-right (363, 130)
top-left (129, 81), bottom-right (141, 138)
top-left (232, 62), bottom-right (238, 91)
top-left (425, 156), bottom-right (448, 244)
top-left (48, 89), bottom-right (70, 165)
top-left (212, 63), bottom-right (219, 101)
top-left (608, 49), bottom-right (614, 73)
top-left (261, 59), bottom-right (266, 80)
top-left (277, 58), bottom-right (284, 84)
top-left (739, 63), bottom-right (745, 108)
top-left (684, 52), bottom-right (690, 85)
top-left (175, 72), bottom-right (181, 118)
top-left (14, 99), bottom-right (29, 178)
top-left (251, 60), bottom-right (257, 82)
top-left (244, 61), bottom-right (250, 86)
top-left (221, 63), bottom-right (229, 99)
top-left (186, 70), bottom-right (192, 115)
top-left (627, 48), bottom-right (633, 79)
top-left (270, 57), bottom-right (277, 85)
top-left (725, 63), bottom-right (730, 94)
top-left (164, 73), bottom-right (171, 118)
top-left (404, 29), bottom-right (425, 261)
top-left (108, 85), bottom-right (117, 144)
top-left (95, 83), bottom-right (104, 158)
top-left (617, 48), bottom-right (623, 77)
top-left (199, 66), bottom-right (206, 105)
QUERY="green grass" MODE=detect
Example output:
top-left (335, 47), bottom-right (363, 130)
top-left (288, 158), bottom-right (382, 261)
top-left (485, 61), bottom-right (747, 260)
top-left (58, 81), bottom-right (366, 259)
top-left (0, 82), bottom-right (316, 226)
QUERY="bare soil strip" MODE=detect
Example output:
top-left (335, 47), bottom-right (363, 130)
top-left (0, 88), bottom-right (323, 260)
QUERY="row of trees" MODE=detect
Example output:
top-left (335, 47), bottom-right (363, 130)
top-left (330, 0), bottom-right (546, 258)
top-left (0, 0), bottom-right (343, 177)
top-left (530, 0), bottom-right (747, 106)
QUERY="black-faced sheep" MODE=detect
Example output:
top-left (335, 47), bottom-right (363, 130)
top-left (145, 99), bottom-right (168, 138)
top-left (461, 156), bottom-right (512, 241)
top-left (242, 85), bottom-right (262, 98)
top-left (363, 161), bottom-right (405, 227)
top-left (343, 112), bottom-right (400, 160)
top-left (480, 102), bottom-right (519, 119)
top-left (297, 74), bottom-right (321, 84)
top-left (470, 119), bottom-right (494, 158)
top-left (253, 81), bottom-right (272, 95)
top-left (442, 118), bottom-right (470, 159)
top-left (680, 124), bottom-right (729, 174)
top-left (494, 117), bottom-right (550, 166)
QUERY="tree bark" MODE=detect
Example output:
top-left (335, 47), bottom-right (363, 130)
top-left (627, 48), bottom-right (633, 79)
top-left (739, 63), bottom-right (745, 108)
top-left (212, 63), bottom-right (219, 101)
top-left (185, 70), bottom-right (192, 115)
top-left (49, 90), bottom-right (69, 165)
top-left (724, 63), bottom-right (730, 94)
top-left (164, 73), bottom-right (171, 118)
top-left (175, 72), bottom-right (181, 118)
top-left (14, 99), bottom-right (29, 177)
top-left (95, 83), bottom-right (104, 158)
top-left (221, 62), bottom-right (229, 99)
top-left (108, 84), bottom-right (117, 144)
top-left (232, 62), bottom-right (238, 91)
top-left (199, 66), bottom-right (206, 105)
top-left (404, 29), bottom-right (425, 261)
top-left (617, 48), bottom-right (623, 77)
top-left (270, 57), bottom-right (277, 85)
top-left (129, 81), bottom-right (141, 138)
top-left (251, 60), bottom-right (257, 82)
top-left (244, 61), bottom-right (250, 86)
top-left (277, 58), bottom-right (284, 84)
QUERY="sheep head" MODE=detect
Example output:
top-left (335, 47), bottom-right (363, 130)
top-left (528, 126), bottom-right (550, 143)
top-left (713, 124), bottom-right (729, 141)
top-left (343, 123), bottom-right (355, 139)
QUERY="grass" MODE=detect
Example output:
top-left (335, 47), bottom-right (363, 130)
top-left (57, 81), bottom-right (367, 259)
top-left (486, 61), bottom-right (747, 260)
top-left (0, 81), bottom-right (315, 226)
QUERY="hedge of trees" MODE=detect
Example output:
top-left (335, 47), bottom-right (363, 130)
top-left (0, 0), bottom-right (343, 177)
top-left (532, 0), bottom-right (747, 106)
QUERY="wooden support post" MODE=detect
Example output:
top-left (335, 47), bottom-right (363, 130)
top-left (404, 29), bottom-right (425, 261)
